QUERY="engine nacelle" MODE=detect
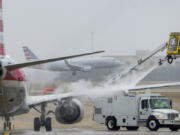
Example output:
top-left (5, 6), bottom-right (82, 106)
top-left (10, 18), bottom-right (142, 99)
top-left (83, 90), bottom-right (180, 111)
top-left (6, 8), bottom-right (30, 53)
top-left (55, 98), bottom-right (84, 124)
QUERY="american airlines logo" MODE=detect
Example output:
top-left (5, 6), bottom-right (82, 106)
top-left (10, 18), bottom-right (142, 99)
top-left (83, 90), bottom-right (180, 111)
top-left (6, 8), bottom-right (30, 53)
top-left (23, 47), bottom-right (35, 60)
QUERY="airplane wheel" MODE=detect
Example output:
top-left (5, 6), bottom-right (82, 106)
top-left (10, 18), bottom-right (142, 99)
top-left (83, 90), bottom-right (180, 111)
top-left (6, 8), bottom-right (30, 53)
top-left (3, 121), bottom-right (11, 131)
top-left (3, 122), bottom-right (6, 131)
top-left (8, 122), bottom-right (11, 130)
top-left (34, 117), bottom-right (41, 132)
top-left (45, 117), bottom-right (52, 131)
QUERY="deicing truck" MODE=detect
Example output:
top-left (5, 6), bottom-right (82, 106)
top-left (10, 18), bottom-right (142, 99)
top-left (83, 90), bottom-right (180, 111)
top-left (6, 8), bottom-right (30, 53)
top-left (93, 92), bottom-right (180, 131)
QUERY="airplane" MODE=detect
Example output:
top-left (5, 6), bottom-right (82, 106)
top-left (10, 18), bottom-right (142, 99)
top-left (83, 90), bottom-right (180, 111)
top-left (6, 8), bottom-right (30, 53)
top-left (0, 0), bottom-right (180, 133)
top-left (0, 0), bottom-right (106, 132)
top-left (22, 46), bottom-right (122, 76)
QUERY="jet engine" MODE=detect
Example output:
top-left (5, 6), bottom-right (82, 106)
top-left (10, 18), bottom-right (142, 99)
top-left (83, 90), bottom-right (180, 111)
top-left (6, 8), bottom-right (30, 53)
top-left (55, 98), bottom-right (84, 124)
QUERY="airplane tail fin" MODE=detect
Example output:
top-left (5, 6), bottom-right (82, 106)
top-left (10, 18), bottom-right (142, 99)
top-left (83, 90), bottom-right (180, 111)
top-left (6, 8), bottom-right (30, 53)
top-left (22, 46), bottom-right (43, 69)
top-left (0, 0), bottom-right (5, 56)
top-left (22, 46), bottom-right (39, 60)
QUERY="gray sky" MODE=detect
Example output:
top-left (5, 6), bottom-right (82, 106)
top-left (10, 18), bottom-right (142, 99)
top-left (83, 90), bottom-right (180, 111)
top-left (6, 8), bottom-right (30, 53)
top-left (2, 0), bottom-right (180, 62)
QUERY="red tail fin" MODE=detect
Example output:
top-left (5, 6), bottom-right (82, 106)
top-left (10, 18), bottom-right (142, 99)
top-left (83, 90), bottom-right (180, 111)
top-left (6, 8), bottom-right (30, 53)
top-left (0, 0), bottom-right (5, 56)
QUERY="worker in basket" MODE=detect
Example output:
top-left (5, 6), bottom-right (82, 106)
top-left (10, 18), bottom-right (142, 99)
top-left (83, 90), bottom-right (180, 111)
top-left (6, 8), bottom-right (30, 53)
top-left (166, 32), bottom-right (180, 64)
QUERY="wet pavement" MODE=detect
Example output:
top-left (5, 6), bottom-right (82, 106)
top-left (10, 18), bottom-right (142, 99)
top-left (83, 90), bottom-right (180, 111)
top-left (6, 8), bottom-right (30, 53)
top-left (1, 128), bottom-right (179, 135)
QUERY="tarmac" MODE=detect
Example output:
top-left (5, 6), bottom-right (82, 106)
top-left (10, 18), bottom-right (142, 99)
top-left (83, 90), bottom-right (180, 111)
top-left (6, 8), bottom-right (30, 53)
top-left (0, 128), bottom-right (179, 135)
top-left (0, 90), bottom-right (180, 135)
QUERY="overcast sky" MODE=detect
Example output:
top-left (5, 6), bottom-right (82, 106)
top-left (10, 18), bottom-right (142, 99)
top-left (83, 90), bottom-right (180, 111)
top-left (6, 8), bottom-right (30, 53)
top-left (2, 0), bottom-right (180, 62)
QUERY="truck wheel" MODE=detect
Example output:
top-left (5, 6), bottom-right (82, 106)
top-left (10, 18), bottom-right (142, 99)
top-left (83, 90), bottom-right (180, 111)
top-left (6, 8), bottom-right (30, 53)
top-left (115, 126), bottom-right (120, 130)
top-left (169, 125), bottom-right (180, 131)
top-left (106, 117), bottom-right (119, 131)
top-left (147, 118), bottom-right (159, 131)
top-left (126, 126), bottom-right (139, 131)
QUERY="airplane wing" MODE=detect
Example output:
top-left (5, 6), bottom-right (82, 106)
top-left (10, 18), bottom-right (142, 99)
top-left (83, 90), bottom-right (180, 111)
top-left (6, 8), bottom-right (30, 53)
top-left (64, 60), bottom-right (92, 72)
top-left (27, 81), bottom-right (180, 107)
top-left (26, 93), bottom-right (75, 107)
top-left (129, 82), bottom-right (180, 91)
top-left (5, 51), bottom-right (104, 71)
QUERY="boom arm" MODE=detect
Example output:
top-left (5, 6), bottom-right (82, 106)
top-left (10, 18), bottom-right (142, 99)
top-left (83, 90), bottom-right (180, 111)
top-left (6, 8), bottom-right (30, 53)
top-left (111, 44), bottom-right (166, 83)
top-left (130, 43), bottom-right (166, 71)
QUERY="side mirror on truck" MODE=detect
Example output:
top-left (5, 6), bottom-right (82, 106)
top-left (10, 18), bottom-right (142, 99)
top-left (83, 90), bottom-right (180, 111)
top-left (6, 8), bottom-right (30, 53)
top-left (170, 100), bottom-right (172, 108)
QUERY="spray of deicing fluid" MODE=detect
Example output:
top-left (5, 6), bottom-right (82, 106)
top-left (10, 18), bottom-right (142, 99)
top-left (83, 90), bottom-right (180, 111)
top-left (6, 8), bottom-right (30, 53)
top-left (25, 53), bottom-right (159, 98)
top-left (24, 68), bottom-right (60, 94)
top-left (55, 61), bottom-right (158, 101)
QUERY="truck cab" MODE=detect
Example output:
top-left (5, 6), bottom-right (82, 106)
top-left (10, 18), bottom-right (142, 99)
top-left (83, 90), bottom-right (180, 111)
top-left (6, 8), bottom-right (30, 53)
top-left (139, 95), bottom-right (180, 131)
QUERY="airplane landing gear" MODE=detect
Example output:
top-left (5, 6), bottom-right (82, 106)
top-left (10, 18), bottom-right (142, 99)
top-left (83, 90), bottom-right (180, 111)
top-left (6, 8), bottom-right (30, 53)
top-left (33, 103), bottom-right (52, 132)
top-left (45, 117), bottom-right (52, 131)
top-left (34, 117), bottom-right (52, 131)
top-left (3, 116), bottom-right (11, 131)
top-left (34, 117), bottom-right (40, 131)
top-left (3, 121), bottom-right (11, 131)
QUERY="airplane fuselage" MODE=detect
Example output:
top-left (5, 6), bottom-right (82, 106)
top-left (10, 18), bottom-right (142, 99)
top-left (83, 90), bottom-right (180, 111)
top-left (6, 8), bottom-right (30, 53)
top-left (0, 56), bottom-right (29, 116)
top-left (46, 57), bottom-right (121, 71)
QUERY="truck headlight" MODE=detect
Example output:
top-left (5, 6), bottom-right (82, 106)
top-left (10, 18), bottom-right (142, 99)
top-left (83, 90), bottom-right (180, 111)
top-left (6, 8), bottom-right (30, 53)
top-left (155, 114), bottom-right (168, 119)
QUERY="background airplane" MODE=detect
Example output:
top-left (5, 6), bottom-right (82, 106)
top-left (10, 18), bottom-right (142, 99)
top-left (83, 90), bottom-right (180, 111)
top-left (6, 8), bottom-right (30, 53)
top-left (23, 46), bottom-right (122, 76)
